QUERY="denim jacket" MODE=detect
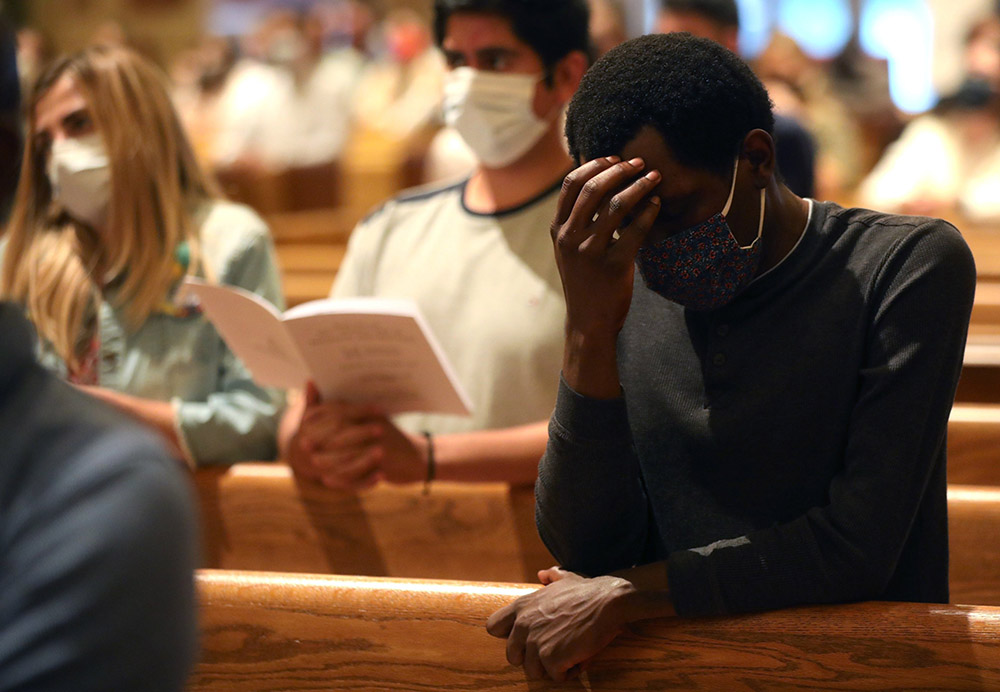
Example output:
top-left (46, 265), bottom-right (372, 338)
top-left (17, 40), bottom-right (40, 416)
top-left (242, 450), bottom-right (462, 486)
top-left (24, 200), bottom-right (286, 465)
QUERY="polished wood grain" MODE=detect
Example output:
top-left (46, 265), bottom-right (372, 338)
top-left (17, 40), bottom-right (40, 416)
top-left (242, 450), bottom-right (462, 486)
top-left (195, 464), bottom-right (554, 584)
top-left (949, 406), bottom-right (1000, 485)
top-left (195, 466), bottom-right (1000, 605)
top-left (189, 569), bottom-right (1000, 691)
top-left (950, 486), bottom-right (1000, 607)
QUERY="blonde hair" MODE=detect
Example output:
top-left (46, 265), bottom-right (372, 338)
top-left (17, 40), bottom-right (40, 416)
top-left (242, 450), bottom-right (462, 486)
top-left (0, 45), bottom-right (220, 369)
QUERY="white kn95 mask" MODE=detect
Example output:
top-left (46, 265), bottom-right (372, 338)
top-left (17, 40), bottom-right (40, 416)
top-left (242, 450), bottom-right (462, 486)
top-left (443, 67), bottom-right (552, 169)
top-left (47, 133), bottom-right (111, 229)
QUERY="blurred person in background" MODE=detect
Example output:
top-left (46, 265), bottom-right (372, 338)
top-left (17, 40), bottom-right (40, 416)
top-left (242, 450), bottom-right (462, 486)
top-left (351, 8), bottom-right (447, 141)
top-left (14, 27), bottom-right (49, 100)
top-left (858, 13), bottom-right (1000, 222)
top-left (657, 0), bottom-right (817, 199)
top-left (755, 32), bottom-right (865, 201)
top-left (424, 0), bottom-right (625, 185)
top-left (171, 34), bottom-right (240, 166)
top-left (280, 0), bottom-right (591, 490)
top-left (212, 7), bottom-right (358, 171)
top-left (589, 0), bottom-right (626, 59)
top-left (0, 45), bottom-right (284, 467)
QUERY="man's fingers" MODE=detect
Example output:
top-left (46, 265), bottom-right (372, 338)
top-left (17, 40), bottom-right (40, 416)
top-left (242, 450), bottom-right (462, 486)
top-left (485, 603), bottom-right (517, 637)
top-left (523, 639), bottom-right (546, 680)
top-left (563, 158), bottom-right (645, 237)
top-left (603, 169), bottom-right (661, 232)
top-left (323, 422), bottom-right (384, 451)
top-left (554, 157), bottom-right (619, 228)
top-left (318, 447), bottom-right (383, 490)
top-left (506, 619), bottom-right (529, 667)
top-left (538, 566), bottom-right (568, 585)
top-left (613, 195), bottom-right (662, 260)
top-left (305, 381), bottom-right (321, 406)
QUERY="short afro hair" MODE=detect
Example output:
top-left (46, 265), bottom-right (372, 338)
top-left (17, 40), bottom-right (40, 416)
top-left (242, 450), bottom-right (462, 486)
top-left (433, 0), bottom-right (591, 74)
top-left (565, 33), bottom-right (773, 177)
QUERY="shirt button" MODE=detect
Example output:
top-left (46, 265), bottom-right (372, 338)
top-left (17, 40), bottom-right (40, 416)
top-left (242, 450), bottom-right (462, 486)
top-left (712, 353), bottom-right (726, 367)
top-left (715, 324), bottom-right (730, 337)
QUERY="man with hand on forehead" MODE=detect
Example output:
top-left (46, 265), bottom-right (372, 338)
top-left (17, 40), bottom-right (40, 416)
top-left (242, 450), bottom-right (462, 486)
top-left (487, 33), bottom-right (975, 681)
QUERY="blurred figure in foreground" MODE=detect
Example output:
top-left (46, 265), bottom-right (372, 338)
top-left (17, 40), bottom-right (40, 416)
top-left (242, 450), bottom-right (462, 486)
top-left (0, 304), bottom-right (198, 692)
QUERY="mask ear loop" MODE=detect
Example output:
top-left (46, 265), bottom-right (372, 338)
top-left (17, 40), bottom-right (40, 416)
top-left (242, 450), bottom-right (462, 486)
top-left (722, 158), bottom-right (766, 251)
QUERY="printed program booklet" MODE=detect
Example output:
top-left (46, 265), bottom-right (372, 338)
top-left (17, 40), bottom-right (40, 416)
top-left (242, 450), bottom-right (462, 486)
top-left (181, 278), bottom-right (473, 416)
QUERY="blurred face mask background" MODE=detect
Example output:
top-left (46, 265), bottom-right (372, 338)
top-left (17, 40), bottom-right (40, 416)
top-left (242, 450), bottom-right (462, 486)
top-left (46, 133), bottom-right (111, 229)
top-left (267, 29), bottom-right (307, 67)
top-left (443, 67), bottom-right (552, 169)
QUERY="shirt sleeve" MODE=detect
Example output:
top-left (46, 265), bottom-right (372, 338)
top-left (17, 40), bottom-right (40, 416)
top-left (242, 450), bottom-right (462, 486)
top-left (174, 217), bottom-right (287, 465)
top-left (0, 430), bottom-right (198, 692)
top-left (330, 203), bottom-right (394, 299)
top-left (535, 378), bottom-right (652, 577)
top-left (539, 221), bottom-right (976, 616)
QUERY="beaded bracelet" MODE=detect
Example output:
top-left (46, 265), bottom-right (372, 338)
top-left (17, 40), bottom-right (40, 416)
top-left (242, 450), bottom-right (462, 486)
top-left (422, 430), bottom-right (435, 495)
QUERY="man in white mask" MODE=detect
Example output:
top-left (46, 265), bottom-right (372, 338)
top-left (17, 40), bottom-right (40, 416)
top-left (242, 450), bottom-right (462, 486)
top-left (280, 0), bottom-right (590, 489)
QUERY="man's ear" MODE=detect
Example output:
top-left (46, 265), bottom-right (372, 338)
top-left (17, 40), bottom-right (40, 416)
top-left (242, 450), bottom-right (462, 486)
top-left (741, 129), bottom-right (776, 188)
top-left (551, 50), bottom-right (589, 105)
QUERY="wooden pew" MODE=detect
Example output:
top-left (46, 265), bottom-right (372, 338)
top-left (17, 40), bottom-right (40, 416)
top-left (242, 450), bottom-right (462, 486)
top-left (190, 569), bottom-right (1000, 691)
top-left (949, 405), bottom-right (1000, 485)
top-left (265, 207), bottom-right (359, 306)
top-left (950, 486), bottom-right (1000, 606)
top-left (195, 464), bottom-right (554, 584)
top-left (195, 466), bottom-right (1000, 606)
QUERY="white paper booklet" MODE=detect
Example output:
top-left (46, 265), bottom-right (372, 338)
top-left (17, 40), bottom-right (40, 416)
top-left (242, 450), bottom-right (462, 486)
top-left (181, 278), bottom-right (473, 416)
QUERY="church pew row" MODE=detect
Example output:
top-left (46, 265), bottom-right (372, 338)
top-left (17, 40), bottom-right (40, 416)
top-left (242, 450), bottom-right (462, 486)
top-left (193, 465), bottom-right (1000, 606)
top-left (194, 464), bottom-right (553, 585)
top-left (949, 404), bottom-right (1000, 485)
top-left (188, 569), bottom-right (1000, 692)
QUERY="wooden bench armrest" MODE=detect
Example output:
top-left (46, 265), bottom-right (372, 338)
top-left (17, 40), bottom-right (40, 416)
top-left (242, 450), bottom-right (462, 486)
top-left (192, 569), bottom-right (1000, 691)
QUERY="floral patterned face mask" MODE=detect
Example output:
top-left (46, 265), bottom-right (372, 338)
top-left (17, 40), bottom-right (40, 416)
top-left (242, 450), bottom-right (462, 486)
top-left (636, 159), bottom-right (765, 311)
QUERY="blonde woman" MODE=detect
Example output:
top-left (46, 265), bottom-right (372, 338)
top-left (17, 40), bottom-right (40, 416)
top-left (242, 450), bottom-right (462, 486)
top-left (1, 45), bottom-right (284, 465)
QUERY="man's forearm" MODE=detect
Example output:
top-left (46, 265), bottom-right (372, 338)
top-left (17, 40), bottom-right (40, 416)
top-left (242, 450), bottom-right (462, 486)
top-left (562, 329), bottom-right (622, 400)
top-left (433, 420), bottom-right (549, 486)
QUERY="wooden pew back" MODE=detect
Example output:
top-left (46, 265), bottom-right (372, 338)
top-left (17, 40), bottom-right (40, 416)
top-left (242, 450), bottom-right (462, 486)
top-left (950, 486), bottom-right (1000, 606)
top-left (195, 464), bottom-right (553, 584)
top-left (195, 466), bottom-right (1000, 606)
top-left (949, 405), bottom-right (1000, 485)
top-left (190, 569), bottom-right (1000, 691)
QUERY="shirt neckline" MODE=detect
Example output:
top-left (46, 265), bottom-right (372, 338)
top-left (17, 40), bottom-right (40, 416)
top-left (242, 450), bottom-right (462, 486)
top-left (751, 198), bottom-right (814, 285)
top-left (459, 173), bottom-right (567, 218)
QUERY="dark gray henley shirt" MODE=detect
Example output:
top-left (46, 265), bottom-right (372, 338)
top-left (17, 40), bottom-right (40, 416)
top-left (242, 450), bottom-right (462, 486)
top-left (536, 201), bottom-right (976, 617)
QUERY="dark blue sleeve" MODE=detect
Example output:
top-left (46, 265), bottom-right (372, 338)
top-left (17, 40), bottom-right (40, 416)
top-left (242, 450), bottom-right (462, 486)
top-left (536, 378), bottom-right (650, 576)
top-left (0, 431), bottom-right (199, 692)
top-left (0, 21), bottom-right (18, 113)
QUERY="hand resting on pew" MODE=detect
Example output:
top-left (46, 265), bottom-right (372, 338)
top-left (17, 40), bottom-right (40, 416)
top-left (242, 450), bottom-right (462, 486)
top-left (487, 564), bottom-right (676, 682)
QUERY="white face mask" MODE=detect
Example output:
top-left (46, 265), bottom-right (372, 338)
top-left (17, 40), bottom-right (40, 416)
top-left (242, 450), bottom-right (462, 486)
top-left (443, 67), bottom-right (552, 169)
top-left (47, 133), bottom-right (111, 229)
